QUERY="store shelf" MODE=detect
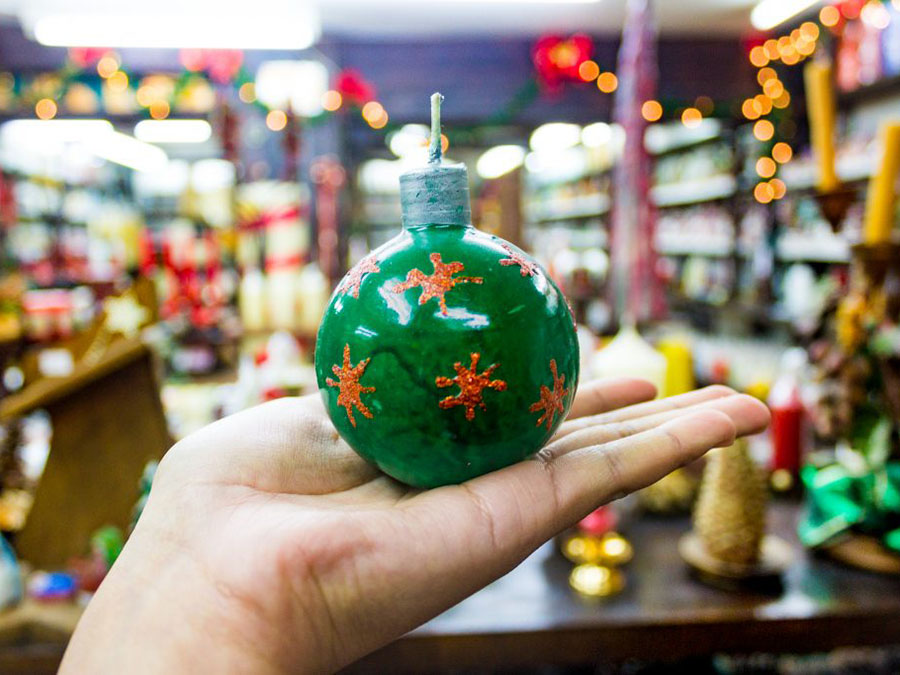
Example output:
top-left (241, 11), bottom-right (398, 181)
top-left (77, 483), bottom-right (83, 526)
top-left (654, 235), bottom-right (734, 257)
top-left (528, 194), bottom-right (611, 222)
top-left (645, 119), bottom-right (724, 156)
top-left (837, 73), bottom-right (900, 108)
top-left (650, 174), bottom-right (737, 208)
top-left (775, 232), bottom-right (851, 263)
top-left (781, 155), bottom-right (873, 191)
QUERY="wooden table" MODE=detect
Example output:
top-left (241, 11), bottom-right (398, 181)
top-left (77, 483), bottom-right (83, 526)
top-left (351, 500), bottom-right (900, 671)
top-left (3, 501), bottom-right (900, 673)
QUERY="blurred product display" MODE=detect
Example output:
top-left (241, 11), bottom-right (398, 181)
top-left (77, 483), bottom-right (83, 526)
top-left (0, 0), bottom-right (900, 672)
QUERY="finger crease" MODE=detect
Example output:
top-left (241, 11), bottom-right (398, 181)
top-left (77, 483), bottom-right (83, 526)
top-left (459, 483), bottom-right (500, 552)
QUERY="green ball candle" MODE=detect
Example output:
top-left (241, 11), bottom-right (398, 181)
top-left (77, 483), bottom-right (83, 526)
top-left (315, 93), bottom-right (579, 488)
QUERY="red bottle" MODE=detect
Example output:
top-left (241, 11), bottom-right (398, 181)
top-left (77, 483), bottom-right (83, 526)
top-left (768, 348), bottom-right (808, 475)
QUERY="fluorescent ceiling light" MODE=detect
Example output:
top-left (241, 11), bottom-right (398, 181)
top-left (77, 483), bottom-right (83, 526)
top-left (477, 145), bottom-right (526, 179)
top-left (751, 0), bottom-right (821, 30)
top-left (0, 119), bottom-right (165, 172)
top-left (134, 120), bottom-right (212, 144)
top-left (31, 13), bottom-right (318, 49)
top-left (88, 131), bottom-right (168, 172)
top-left (1, 119), bottom-right (113, 142)
top-left (530, 123), bottom-right (582, 153)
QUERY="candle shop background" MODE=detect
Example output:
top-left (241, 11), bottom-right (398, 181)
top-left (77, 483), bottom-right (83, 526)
top-left (1, 0), bottom-right (900, 672)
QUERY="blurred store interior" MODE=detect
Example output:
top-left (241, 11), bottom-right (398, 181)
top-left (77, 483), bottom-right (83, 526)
top-left (1, 0), bottom-right (900, 671)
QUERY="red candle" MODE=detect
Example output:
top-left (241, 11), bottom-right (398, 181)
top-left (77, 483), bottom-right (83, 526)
top-left (770, 395), bottom-right (804, 473)
top-left (767, 348), bottom-right (807, 474)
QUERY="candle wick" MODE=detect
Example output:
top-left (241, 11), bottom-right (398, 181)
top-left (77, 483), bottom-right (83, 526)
top-left (429, 92), bottom-right (444, 164)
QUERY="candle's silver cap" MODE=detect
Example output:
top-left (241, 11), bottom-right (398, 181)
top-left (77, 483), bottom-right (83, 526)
top-left (399, 162), bottom-right (471, 228)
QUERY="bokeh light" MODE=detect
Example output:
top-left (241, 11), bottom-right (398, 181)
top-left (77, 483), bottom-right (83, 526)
top-left (578, 60), bottom-right (600, 82)
top-left (597, 72), bottom-right (618, 93)
top-left (820, 5), bottom-right (840, 26)
top-left (754, 181), bottom-right (774, 204)
top-left (770, 178), bottom-right (787, 199)
top-left (321, 90), bottom-right (342, 111)
top-left (749, 46), bottom-right (768, 67)
top-left (772, 90), bottom-right (791, 109)
top-left (772, 142), bottom-right (793, 163)
top-left (362, 101), bottom-right (385, 123)
top-left (96, 55), bottom-right (119, 78)
top-left (757, 67), bottom-right (777, 85)
top-left (149, 100), bottom-right (170, 120)
top-left (107, 70), bottom-right (129, 93)
top-left (35, 98), bottom-right (57, 120)
top-left (755, 94), bottom-right (773, 115)
top-left (641, 99), bottom-right (663, 122)
top-left (763, 78), bottom-right (784, 99)
top-left (756, 157), bottom-right (777, 178)
top-left (754, 119), bottom-right (775, 141)
top-left (266, 109), bottom-right (288, 131)
top-left (742, 98), bottom-right (761, 120)
top-left (238, 82), bottom-right (256, 104)
top-left (681, 107), bottom-right (702, 128)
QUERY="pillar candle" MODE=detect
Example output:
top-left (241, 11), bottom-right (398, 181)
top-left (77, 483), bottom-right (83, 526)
top-left (804, 61), bottom-right (840, 193)
top-left (863, 122), bottom-right (900, 244)
top-left (657, 337), bottom-right (695, 397)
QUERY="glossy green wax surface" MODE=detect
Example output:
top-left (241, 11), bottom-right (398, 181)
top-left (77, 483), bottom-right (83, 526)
top-left (315, 223), bottom-right (579, 488)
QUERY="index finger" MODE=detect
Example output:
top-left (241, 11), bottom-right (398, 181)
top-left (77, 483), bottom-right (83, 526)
top-left (566, 377), bottom-right (658, 420)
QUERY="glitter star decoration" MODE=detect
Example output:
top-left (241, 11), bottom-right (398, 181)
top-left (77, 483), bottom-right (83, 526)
top-left (392, 252), bottom-right (483, 316)
top-left (326, 344), bottom-right (376, 427)
top-left (339, 256), bottom-right (380, 298)
top-left (499, 244), bottom-right (539, 277)
top-left (530, 359), bottom-right (569, 430)
top-left (435, 352), bottom-right (507, 421)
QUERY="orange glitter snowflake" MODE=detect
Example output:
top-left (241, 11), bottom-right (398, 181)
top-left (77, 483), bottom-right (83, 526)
top-left (339, 256), bottom-right (380, 298)
top-left (529, 359), bottom-right (568, 430)
top-left (499, 244), bottom-right (539, 277)
top-left (436, 352), bottom-right (507, 421)
top-left (326, 344), bottom-right (376, 427)
top-left (392, 252), bottom-right (483, 316)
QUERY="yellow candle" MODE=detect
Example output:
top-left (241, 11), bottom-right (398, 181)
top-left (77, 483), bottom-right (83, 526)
top-left (658, 337), bottom-right (695, 397)
top-left (804, 61), bottom-right (840, 193)
top-left (863, 122), bottom-right (900, 244)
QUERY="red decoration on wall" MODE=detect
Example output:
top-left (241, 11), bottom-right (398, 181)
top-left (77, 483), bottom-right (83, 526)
top-left (532, 34), bottom-right (594, 91)
top-left (334, 68), bottom-right (376, 106)
top-left (67, 48), bottom-right (109, 68)
top-left (179, 49), bottom-right (244, 84)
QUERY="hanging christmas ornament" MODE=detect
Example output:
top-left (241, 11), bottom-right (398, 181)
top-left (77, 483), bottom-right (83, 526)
top-left (315, 93), bottom-right (579, 488)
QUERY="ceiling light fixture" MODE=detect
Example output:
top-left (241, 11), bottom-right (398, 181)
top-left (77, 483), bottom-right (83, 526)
top-left (134, 120), bottom-right (212, 144)
top-left (30, 12), bottom-right (318, 49)
top-left (751, 0), bottom-right (822, 30)
top-left (88, 131), bottom-right (168, 172)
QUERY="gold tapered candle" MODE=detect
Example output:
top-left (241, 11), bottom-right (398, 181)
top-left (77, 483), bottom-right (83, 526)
top-left (863, 122), bottom-right (900, 243)
top-left (804, 61), bottom-right (840, 193)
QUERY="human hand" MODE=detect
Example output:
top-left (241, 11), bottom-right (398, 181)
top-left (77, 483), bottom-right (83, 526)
top-left (61, 380), bottom-right (768, 674)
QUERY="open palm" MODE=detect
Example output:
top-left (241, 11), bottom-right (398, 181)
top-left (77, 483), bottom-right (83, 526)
top-left (61, 379), bottom-right (768, 674)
